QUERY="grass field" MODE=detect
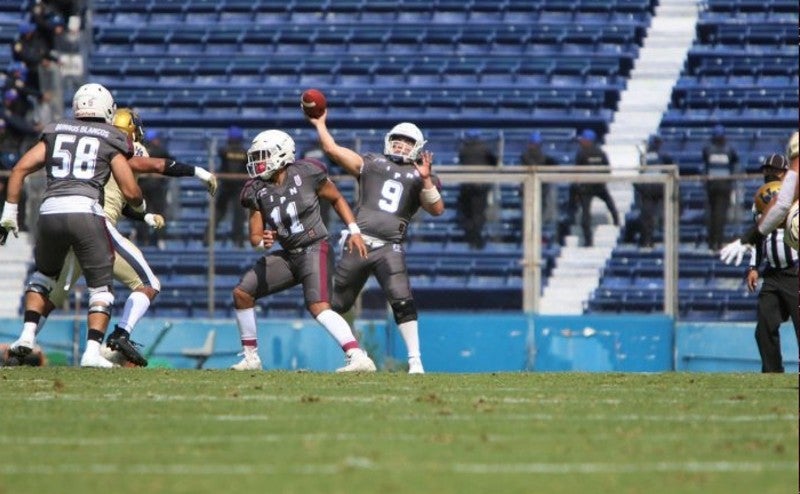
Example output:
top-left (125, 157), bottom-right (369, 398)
top-left (0, 369), bottom-right (796, 494)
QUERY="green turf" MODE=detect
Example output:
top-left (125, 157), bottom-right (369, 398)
top-left (0, 370), bottom-right (796, 494)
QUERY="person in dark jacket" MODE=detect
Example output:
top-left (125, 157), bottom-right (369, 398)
top-left (635, 135), bottom-right (674, 248)
top-left (702, 124), bottom-right (738, 250)
top-left (569, 129), bottom-right (619, 247)
top-left (456, 130), bottom-right (497, 249)
top-left (209, 125), bottom-right (248, 247)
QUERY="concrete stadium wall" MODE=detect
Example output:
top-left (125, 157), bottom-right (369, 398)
top-left (0, 316), bottom-right (795, 373)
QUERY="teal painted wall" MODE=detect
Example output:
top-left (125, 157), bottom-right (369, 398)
top-left (0, 316), bottom-right (795, 373)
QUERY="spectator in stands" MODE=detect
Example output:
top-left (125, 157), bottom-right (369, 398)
top-left (0, 342), bottom-right (47, 366)
top-left (11, 22), bottom-right (49, 92)
top-left (308, 110), bottom-right (444, 375)
top-left (702, 124), bottom-right (738, 251)
top-left (635, 135), bottom-right (673, 248)
top-left (520, 130), bottom-right (560, 225)
top-left (137, 129), bottom-right (172, 249)
top-left (54, 15), bottom-right (85, 98)
top-left (570, 129), bottom-right (619, 247)
top-left (456, 130), bottom-right (497, 249)
top-left (228, 129), bottom-right (375, 373)
top-left (746, 154), bottom-right (798, 373)
top-left (209, 125), bottom-right (247, 247)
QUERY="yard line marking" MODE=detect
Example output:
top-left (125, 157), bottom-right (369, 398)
top-left (453, 461), bottom-right (798, 474)
top-left (0, 460), bottom-right (794, 476)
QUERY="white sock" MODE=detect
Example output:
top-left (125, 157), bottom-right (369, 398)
top-left (398, 320), bottom-right (421, 358)
top-left (84, 340), bottom-right (101, 355)
top-left (235, 308), bottom-right (258, 346)
top-left (19, 322), bottom-right (37, 343)
top-left (118, 291), bottom-right (151, 334)
top-left (315, 309), bottom-right (358, 349)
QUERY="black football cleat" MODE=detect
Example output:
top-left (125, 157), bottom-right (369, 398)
top-left (106, 328), bottom-right (148, 367)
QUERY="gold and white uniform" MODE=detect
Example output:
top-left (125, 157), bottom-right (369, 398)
top-left (49, 141), bottom-right (161, 307)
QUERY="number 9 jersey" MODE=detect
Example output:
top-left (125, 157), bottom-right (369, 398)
top-left (357, 153), bottom-right (440, 243)
top-left (40, 119), bottom-right (133, 203)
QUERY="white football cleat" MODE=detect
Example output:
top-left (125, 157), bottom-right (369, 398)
top-left (230, 347), bottom-right (262, 371)
top-left (9, 336), bottom-right (35, 357)
top-left (408, 356), bottom-right (425, 374)
top-left (100, 343), bottom-right (128, 366)
top-left (336, 348), bottom-right (376, 373)
top-left (80, 351), bottom-right (115, 368)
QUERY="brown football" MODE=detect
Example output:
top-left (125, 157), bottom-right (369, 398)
top-left (301, 89), bottom-right (327, 118)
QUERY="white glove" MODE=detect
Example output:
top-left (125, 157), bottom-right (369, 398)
top-left (195, 167), bottom-right (217, 197)
top-left (719, 239), bottom-right (751, 266)
top-left (144, 213), bottom-right (165, 229)
top-left (0, 201), bottom-right (20, 241)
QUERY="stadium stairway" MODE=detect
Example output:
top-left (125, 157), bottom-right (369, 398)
top-left (540, 0), bottom-right (697, 315)
top-left (539, 225), bottom-right (617, 314)
top-left (0, 232), bottom-right (31, 318)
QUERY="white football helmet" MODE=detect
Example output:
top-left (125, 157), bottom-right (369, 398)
top-left (246, 130), bottom-right (296, 179)
top-left (384, 122), bottom-right (426, 163)
top-left (72, 83), bottom-right (116, 124)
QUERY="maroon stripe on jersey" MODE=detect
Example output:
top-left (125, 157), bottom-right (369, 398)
top-left (318, 241), bottom-right (329, 302)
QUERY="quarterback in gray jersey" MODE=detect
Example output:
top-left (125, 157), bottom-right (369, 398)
top-left (308, 111), bottom-right (445, 374)
top-left (229, 129), bottom-right (375, 373)
top-left (0, 83), bottom-right (145, 368)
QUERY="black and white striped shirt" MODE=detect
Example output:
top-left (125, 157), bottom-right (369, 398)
top-left (749, 229), bottom-right (798, 271)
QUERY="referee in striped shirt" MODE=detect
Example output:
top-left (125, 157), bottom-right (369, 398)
top-left (746, 154), bottom-right (799, 373)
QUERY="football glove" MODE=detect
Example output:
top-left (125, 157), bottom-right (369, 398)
top-left (194, 167), bottom-right (217, 197)
top-left (719, 239), bottom-right (751, 266)
top-left (0, 202), bottom-right (19, 245)
top-left (144, 213), bottom-right (165, 229)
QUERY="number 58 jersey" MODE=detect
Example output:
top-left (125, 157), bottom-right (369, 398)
top-left (40, 119), bottom-right (133, 203)
top-left (357, 153), bottom-right (439, 243)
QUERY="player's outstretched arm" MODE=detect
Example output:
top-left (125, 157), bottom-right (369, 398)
top-left (306, 109), bottom-right (364, 176)
top-left (111, 153), bottom-right (145, 210)
top-left (128, 156), bottom-right (218, 197)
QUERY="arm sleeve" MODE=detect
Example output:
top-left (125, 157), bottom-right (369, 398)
top-left (121, 203), bottom-right (146, 222)
top-left (758, 169), bottom-right (797, 235)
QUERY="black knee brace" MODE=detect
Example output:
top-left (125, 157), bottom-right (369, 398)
top-left (390, 299), bottom-right (418, 325)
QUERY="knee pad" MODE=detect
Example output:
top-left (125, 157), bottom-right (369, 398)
top-left (390, 299), bottom-right (418, 325)
top-left (26, 271), bottom-right (56, 296)
top-left (88, 286), bottom-right (115, 317)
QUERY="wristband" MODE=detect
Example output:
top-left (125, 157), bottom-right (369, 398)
top-left (739, 225), bottom-right (760, 245)
top-left (420, 186), bottom-right (441, 206)
top-left (194, 167), bottom-right (212, 181)
top-left (348, 223), bottom-right (361, 235)
top-left (131, 198), bottom-right (147, 214)
top-left (162, 159), bottom-right (195, 177)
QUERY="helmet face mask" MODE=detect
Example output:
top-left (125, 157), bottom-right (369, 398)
top-left (384, 122), bottom-right (426, 163)
top-left (112, 108), bottom-right (144, 142)
top-left (72, 83), bottom-right (116, 124)
top-left (246, 130), bottom-right (295, 180)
